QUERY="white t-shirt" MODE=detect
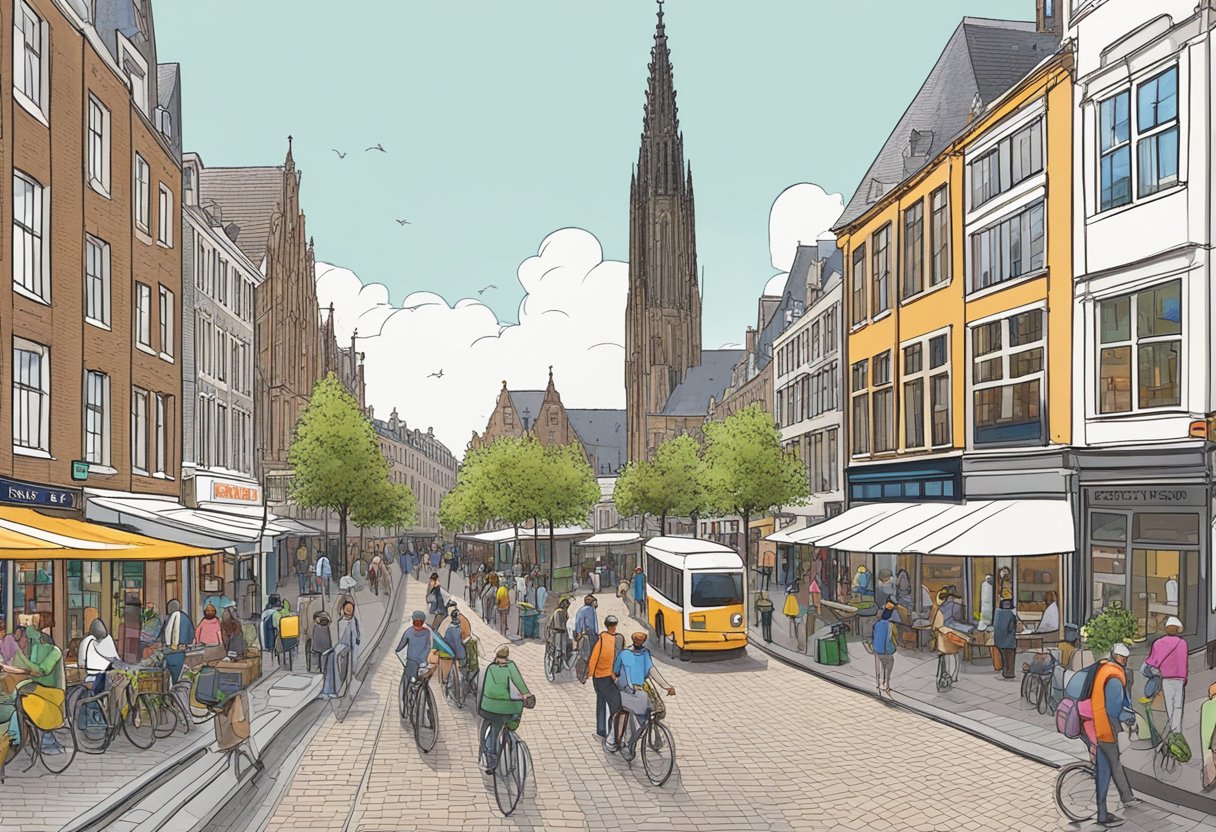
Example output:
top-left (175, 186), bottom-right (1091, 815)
top-left (79, 634), bottom-right (121, 677)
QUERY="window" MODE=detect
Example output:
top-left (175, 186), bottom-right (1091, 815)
top-left (216, 403), bottom-right (227, 469)
top-left (134, 154), bottom-right (149, 231)
top-left (195, 241), bottom-right (206, 291)
top-left (1098, 279), bottom-right (1181, 413)
top-left (972, 309), bottom-right (1046, 446)
top-left (233, 275), bottom-right (243, 318)
top-left (970, 200), bottom-right (1045, 291)
top-left (872, 351), bottom-right (894, 452)
top-left (930, 335), bottom-right (950, 447)
top-left (871, 225), bottom-right (891, 315)
top-left (197, 394), bottom-right (211, 468)
top-left (970, 118), bottom-right (1043, 208)
top-left (902, 200), bottom-right (924, 299)
top-left (1099, 91), bottom-right (1131, 210)
top-left (13, 339), bottom-right (48, 452)
top-left (903, 344), bottom-right (924, 448)
top-left (930, 186), bottom-right (951, 286)
top-left (155, 393), bottom-right (166, 474)
top-left (158, 286), bottom-right (173, 357)
top-left (218, 258), bottom-right (228, 306)
top-left (850, 245), bottom-right (866, 325)
top-left (1136, 67), bottom-right (1179, 198)
top-left (157, 185), bottom-right (172, 246)
top-left (851, 360), bottom-right (869, 456)
top-left (84, 371), bottom-right (109, 466)
top-left (135, 283), bottom-right (151, 347)
top-left (810, 428), bottom-right (839, 493)
top-left (85, 236), bottom-right (110, 326)
top-left (87, 95), bottom-right (110, 193)
top-left (14, 1), bottom-right (44, 113)
top-left (131, 388), bottom-right (148, 472)
top-left (645, 554), bottom-right (684, 606)
top-left (690, 573), bottom-right (742, 607)
top-left (13, 171), bottom-right (45, 300)
top-left (216, 329), bottom-right (227, 383)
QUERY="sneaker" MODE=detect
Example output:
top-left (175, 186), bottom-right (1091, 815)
top-left (1097, 816), bottom-right (1125, 828)
top-left (1120, 798), bottom-right (1142, 810)
top-left (604, 741), bottom-right (618, 752)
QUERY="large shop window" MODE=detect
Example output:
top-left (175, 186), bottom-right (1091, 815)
top-left (66, 560), bottom-right (102, 657)
top-left (1098, 279), bottom-right (1181, 413)
top-left (1090, 510), bottom-right (1198, 636)
top-left (971, 309), bottom-right (1045, 446)
top-left (15, 560), bottom-right (53, 637)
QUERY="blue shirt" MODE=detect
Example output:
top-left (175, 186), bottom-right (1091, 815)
top-left (396, 624), bottom-right (433, 666)
top-left (613, 646), bottom-right (654, 688)
top-left (441, 623), bottom-right (466, 661)
top-left (574, 605), bottom-right (599, 637)
top-left (633, 573), bottom-right (646, 601)
top-left (872, 619), bottom-right (896, 655)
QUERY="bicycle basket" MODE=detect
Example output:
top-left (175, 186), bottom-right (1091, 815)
top-left (134, 668), bottom-right (168, 694)
top-left (644, 682), bottom-right (667, 720)
top-left (194, 665), bottom-right (244, 707)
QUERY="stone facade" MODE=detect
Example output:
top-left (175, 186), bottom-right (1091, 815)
top-left (373, 409), bottom-right (456, 536)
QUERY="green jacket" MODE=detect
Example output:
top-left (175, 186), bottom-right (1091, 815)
top-left (16, 634), bottom-right (64, 690)
top-left (480, 661), bottom-right (528, 716)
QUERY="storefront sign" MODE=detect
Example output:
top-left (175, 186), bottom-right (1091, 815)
top-left (211, 481), bottom-right (261, 504)
top-left (0, 476), bottom-right (77, 508)
top-left (1089, 486), bottom-right (1207, 507)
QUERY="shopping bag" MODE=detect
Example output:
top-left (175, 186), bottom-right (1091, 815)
top-left (278, 615), bottom-right (300, 640)
top-left (22, 685), bottom-right (65, 730)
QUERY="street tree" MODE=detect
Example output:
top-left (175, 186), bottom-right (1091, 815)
top-left (352, 479), bottom-right (417, 542)
top-left (613, 434), bottom-right (706, 535)
top-left (612, 459), bottom-right (654, 533)
top-left (536, 441), bottom-right (600, 582)
top-left (439, 446), bottom-right (493, 534)
top-left (289, 373), bottom-right (388, 575)
top-left (702, 403), bottom-right (808, 579)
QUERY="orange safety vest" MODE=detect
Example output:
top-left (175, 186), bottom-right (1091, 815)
top-left (1089, 660), bottom-right (1127, 743)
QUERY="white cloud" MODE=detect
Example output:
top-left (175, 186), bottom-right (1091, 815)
top-left (315, 228), bottom-right (626, 458)
top-left (769, 183), bottom-right (845, 272)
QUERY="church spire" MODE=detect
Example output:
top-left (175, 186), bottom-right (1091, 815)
top-left (639, 0), bottom-right (683, 195)
top-left (285, 135), bottom-right (295, 172)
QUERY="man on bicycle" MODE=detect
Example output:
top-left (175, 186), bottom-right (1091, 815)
top-left (395, 611), bottom-right (434, 684)
top-left (479, 644), bottom-right (532, 774)
top-left (611, 631), bottom-right (674, 749)
top-left (548, 598), bottom-right (572, 665)
top-left (573, 595), bottom-right (598, 657)
top-left (437, 606), bottom-right (468, 688)
top-left (1083, 642), bottom-right (1139, 827)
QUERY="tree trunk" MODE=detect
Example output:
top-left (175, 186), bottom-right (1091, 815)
top-left (659, 512), bottom-right (667, 536)
top-left (338, 505), bottom-right (349, 577)
top-left (548, 517), bottom-right (556, 591)
top-left (740, 508), bottom-right (751, 624)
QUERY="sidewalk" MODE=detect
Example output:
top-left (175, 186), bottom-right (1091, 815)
top-left (747, 597), bottom-right (1216, 818)
top-left (36, 567), bottom-right (404, 832)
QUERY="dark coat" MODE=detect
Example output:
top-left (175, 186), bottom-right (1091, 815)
top-left (992, 607), bottom-right (1018, 651)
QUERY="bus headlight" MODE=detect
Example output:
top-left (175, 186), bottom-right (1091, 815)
top-left (730, 613), bottom-right (743, 628)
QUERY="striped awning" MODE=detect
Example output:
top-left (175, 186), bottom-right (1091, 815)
top-left (0, 507), bottom-right (219, 561)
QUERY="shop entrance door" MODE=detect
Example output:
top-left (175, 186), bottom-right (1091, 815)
top-left (1130, 548), bottom-right (1196, 638)
top-left (111, 562), bottom-right (145, 662)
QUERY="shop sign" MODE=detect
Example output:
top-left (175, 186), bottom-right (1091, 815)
top-left (1089, 486), bottom-right (1207, 507)
top-left (0, 476), bottom-right (76, 508)
top-left (210, 480), bottom-right (261, 505)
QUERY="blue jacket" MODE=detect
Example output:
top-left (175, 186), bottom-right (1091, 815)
top-left (633, 573), bottom-right (646, 601)
top-left (872, 619), bottom-right (897, 655)
top-left (574, 605), bottom-right (598, 637)
top-left (441, 623), bottom-right (466, 662)
top-left (992, 607), bottom-right (1018, 650)
top-left (396, 624), bottom-right (434, 666)
top-left (614, 646), bottom-right (654, 688)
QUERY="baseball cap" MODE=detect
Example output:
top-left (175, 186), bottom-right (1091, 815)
top-left (604, 615), bottom-right (619, 626)
top-left (1111, 643), bottom-right (1131, 658)
top-left (411, 610), bottom-right (426, 621)
top-left (1165, 616), bottom-right (1183, 630)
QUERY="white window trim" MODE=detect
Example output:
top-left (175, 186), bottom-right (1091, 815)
top-left (83, 369), bottom-right (111, 467)
top-left (900, 326), bottom-right (952, 452)
top-left (157, 184), bottom-right (173, 247)
top-left (964, 194), bottom-right (1048, 299)
top-left (116, 33), bottom-right (149, 116)
top-left (86, 93), bottom-right (112, 197)
top-left (965, 301), bottom-right (1048, 452)
top-left (13, 170), bottom-right (49, 304)
top-left (1090, 277), bottom-right (1186, 419)
top-left (12, 0), bottom-right (48, 125)
top-left (12, 336), bottom-right (49, 455)
top-left (154, 393), bottom-right (166, 474)
top-left (158, 285), bottom-right (174, 361)
top-left (134, 154), bottom-right (150, 233)
top-left (131, 386), bottom-right (149, 474)
top-left (135, 282), bottom-right (152, 349)
top-left (84, 235), bottom-right (111, 329)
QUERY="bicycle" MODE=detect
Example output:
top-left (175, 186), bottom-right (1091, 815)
top-left (1138, 699), bottom-right (1186, 782)
top-left (400, 663), bottom-right (439, 753)
top-left (1021, 669), bottom-right (1052, 715)
top-left (543, 632), bottom-right (570, 683)
top-left (165, 665), bottom-right (215, 734)
top-left (934, 653), bottom-right (954, 692)
top-left (0, 683), bottom-right (77, 777)
top-left (1054, 758), bottom-right (1097, 822)
top-left (607, 685), bottom-right (675, 786)
top-left (479, 717), bottom-right (532, 816)
top-left (441, 655), bottom-right (467, 709)
top-left (71, 666), bottom-right (159, 753)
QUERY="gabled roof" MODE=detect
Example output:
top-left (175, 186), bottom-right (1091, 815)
top-left (834, 17), bottom-right (1058, 231)
top-left (567, 409), bottom-right (627, 476)
top-left (198, 166), bottom-right (290, 265)
top-left (156, 63), bottom-right (178, 108)
top-left (661, 350), bottom-right (743, 416)
top-left (506, 391), bottom-right (546, 426)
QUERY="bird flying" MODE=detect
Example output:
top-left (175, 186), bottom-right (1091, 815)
top-left (331, 149), bottom-right (347, 159)
top-left (477, 284), bottom-right (498, 295)
top-left (366, 143), bottom-right (387, 153)
top-left (395, 219), bottom-right (411, 226)
top-left (427, 370), bottom-right (444, 379)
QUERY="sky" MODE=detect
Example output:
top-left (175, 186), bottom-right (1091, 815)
top-left (154, 0), bottom-right (1036, 453)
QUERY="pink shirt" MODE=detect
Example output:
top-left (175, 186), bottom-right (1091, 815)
top-left (1146, 634), bottom-right (1188, 680)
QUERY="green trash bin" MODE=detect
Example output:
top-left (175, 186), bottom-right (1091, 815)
top-left (815, 624), bottom-right (850, 666)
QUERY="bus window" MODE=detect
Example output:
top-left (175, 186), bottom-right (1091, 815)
top-left (690, 573), bottom-right (743, 608)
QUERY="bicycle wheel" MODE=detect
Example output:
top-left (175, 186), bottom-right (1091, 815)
top-left (72, 694), bottom-right (111, 753)
top-left (1020, 672), bottom-right (1033, 704)
top-left (641, 719), bottom-right (675, 786)
top-left (153, 695), bottom-right (179, 738)
top-left (399, 674), bottom-right (409, 720)
top-left (122, 691), bottom-right (157, 750)
top-left (414, 683), bottom-right (438, 753)
top-left (444, 668), bottom-right (464, 709)
top-left (1035, 678), bottom-right (1050, 715)
top-left (1054, 762), bottom-right (1095, 822)
top-left (494, 730), bottom-right (523, 816)
top-left (38, 717), bottom-right (78, 774)
top-left (618, 713), bottom-right (637, 762)
top-left (543, 643), bottom-right (556, 682)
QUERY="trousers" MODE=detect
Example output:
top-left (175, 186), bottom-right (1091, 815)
top-left (593, 675), bottom-right (621, 738)
top-left (1095, 739), bottom-right (1134, 821)
top-left (1162, 678), bottom-right (1185, 733)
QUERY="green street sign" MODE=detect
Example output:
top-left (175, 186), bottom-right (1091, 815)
top-left (70, 460), bottom-right (90, 481)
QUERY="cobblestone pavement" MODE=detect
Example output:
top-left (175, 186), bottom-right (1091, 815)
top-left (261, 578), bottom-right (1216, 832)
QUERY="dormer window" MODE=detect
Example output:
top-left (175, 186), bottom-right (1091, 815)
top-left (156, 106), bottom-right (173, 141)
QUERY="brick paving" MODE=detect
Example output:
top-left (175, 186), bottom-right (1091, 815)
top-left (259, 576), bottom-right (1216, 832)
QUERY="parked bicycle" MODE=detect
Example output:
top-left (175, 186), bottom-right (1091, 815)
top-left (400, 662), bottom-right (438, 753)
top-left (1054, 756), bottom-right (1097, 823)
top-left (1, 681), bottom-right (76, 777)
top-left (479, 717), bottom-right (531, 816)
top-left (1021, 668), bottom-right (1052, 714)
top-left (71, 665), bottom-right (160, 754)
top-left (543, 632), bottom-right (573, 683)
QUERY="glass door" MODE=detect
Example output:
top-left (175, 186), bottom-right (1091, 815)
top-left (66, 560), bottom-right (103, 659)
top-left (111, 562), bottom-right (145, 662)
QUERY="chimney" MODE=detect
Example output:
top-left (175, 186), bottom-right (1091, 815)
top-left (1036, 0), bottom-right (1062, 37)
top-left (224, 223), bottom-right (240, 243)
top-left (744, 327), bottom-right (757, 355)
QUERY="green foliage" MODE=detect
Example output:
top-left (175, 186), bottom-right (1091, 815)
top-left (439, 445), bottom-right (493, 532)
top-left (612, 459), bottom-right (651, 522)
top-left (702, 404), bottom-right (808, 520)
top-left (483, 436), bottom-right (546, 529)
top-left (537, 442), bottom-right (600, 528)
top-left (613, 434), bottom-right (705, 526)
top-left (352, 479), bottom-right (417, 531)
top-left (1081, 602), bottom-right (1140, 654)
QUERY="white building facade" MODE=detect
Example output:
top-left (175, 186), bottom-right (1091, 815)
top-left (1068, 0), bottom-right (1214, 646)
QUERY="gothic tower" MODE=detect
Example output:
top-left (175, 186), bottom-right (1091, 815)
top-left (625, 0), bottom-right (701, 462)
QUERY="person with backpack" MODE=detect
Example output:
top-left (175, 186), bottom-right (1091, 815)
top-left (587, 614), bottom-right (625, 750)
top-left (992, 593), bottom-right (1018, 679)
top-left (1085, 643), bottom-right (1139, 827)
top-left (1144, 616), bottom-right (1188, 735)
top-left (871, 604), bottom-right (897, 694)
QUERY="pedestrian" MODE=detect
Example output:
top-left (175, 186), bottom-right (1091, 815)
top-left (368, 555), bottom-right (382, 597)
top-left (536, 581), bottom-right (549, 615)
top-left (590, 563), bottom-right (601, 595)
top-left (195, 603), bottom-right (222, 645)
top-left (783, 586), bottom-right (800, 638)
top-left (496, 580), bottom-right (511, 636)
top-left (1144, 616), bottom-right (1188, 735)
top-left (587, 614), bottom-right (625, 750)
top-left (979, 574), bottom-right (995, 630)
top-left (1086, 643), bottom-right (1139, 827)
top-left (427, 573), bottom-right (446, 630)
top-left (429, 542), bottom-right (442, 572)
top-left (316, 551), bottom-right (332, 597)
top-left (221, 608), bottom-right (246, 658)
top-left (871, 603), bottom-right (897, 694)
top-left (992, 592), bottom-right (1017, 679)
top-left (449, 545), bottom-right (460, 583)
top-left (632, 566), bottom-right (647, 618)
top-left (759, 546), bottom-right (775, 592)
top-left (295, 541), bottom-right (311, 597)
top-left (399, 544), bottom-right (410, 575)
top-left (338, 599), bottom-right (362, 669)
top-left (755, 590), bottom-right (775, 643)
top-left (159, 599), bottom-right (193, 683)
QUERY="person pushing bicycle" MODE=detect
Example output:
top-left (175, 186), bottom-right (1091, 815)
top-left (611, 631), bottom-right (674, 749)
top-left (479, 644), bottom-right (533, 774)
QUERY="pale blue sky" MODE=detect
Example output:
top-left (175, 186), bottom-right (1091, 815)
top-left (155, 0), bottom-right (1034, 347)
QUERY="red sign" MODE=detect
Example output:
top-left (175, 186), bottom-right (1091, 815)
top-left (211, 481), bottom-right (261, 504)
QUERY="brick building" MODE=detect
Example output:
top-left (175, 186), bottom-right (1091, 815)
top-left (373, 408), bottom-right (456, 546)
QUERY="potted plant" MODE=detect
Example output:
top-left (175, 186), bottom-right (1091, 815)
top-left (1081, 602), bottom-right (1140, 655)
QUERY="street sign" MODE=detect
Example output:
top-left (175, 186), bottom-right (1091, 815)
top-left (70, 460), bottom-right (90, 481)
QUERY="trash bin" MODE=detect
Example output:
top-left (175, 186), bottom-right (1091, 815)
top-left (813, 624), bottom-right (849, 666)
top-left (519, 604), bottom-right (541, 639)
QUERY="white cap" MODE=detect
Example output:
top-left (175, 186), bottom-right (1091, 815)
top-left (1111, 643), bottom-right (1131, 657)
top-left (1165, 616), bottom-right (1183, 630)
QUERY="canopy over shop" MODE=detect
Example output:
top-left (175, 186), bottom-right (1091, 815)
top-left (455, 527), bottom-right (594, 592)
top-left (768, 499), bottom-right (1075, 635)
top-left (2, 506), bottom-right (221, 663)
top-left (575, 532), bottom-right (643, 589)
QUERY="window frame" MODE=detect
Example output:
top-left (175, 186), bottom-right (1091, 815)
top-left (12, 337), bottom-right (49, 454)
top-left (871, 224), bottom-right (891, 317)
top-left (1135, 66), bottom-right (1179, 199)
top-left (850, 359), bottom-right (869, 457)
top-left (900, 328), bottom-right (952, 451)
top-left (131, 387), bottom-right (148, 474)
top-left (13, 170), bottom-right (47, 303)
top-left (1096, 64), bottom-right (1181, 214)
top-left (84, 235), bottom-right (111, 328)
top-left (1096, 278), bottom-right (1183, 415)
top-left (157, 184), bottom-right (173, 246)
top-left (83, 370), bottom-right (110, 467)
top-left (13, 0), bottom-right (47, 120)
top-left (158, 285), bottom-right (174, 359)
top-left (871, 350), bottom-right (895, 453)
top-left (86, 93), bottom-right (111, 196)
top-left (902, 199), bottom-right (924, 301)
top-left (134, 154), bottom-right (150, 232)
top-left (930, 185), bottom-right (952, 287)
top-left (850, 244), bottom-right (867, 326)
top-left (969, 199), bottom-right (1046, 294)
top-left (134, 282), bottom-right (152, 349)
top-left (968, 305), bottom-right (1048, 448)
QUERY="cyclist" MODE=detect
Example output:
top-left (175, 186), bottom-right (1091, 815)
top-left (573, 595), bottom-right (599, 656)
top-left (1082, 643), bottom-right (1139, 827)
top-left (446, 599), bottom-right (472, 641)
top-left (396, 611), bottom-right (434, 684)
top-left (611, 631), bottom-right (675, 749)
top-left (438, 607), bottom-right (468, 689)
top-left (547, 598), bottom-right (572, 665)
top-left (78, 618), bottom-right (122, 694)
top-left (479, 644), bottom-right (532, 774)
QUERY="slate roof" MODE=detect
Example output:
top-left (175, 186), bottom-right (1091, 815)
top-left (506, 391), bottom-right (546, 428)
top-left (198, 166), bottom-right (289, 265)
top-left (834, 18), bottom-right (1059, 230)
top-left (156, 63), bottom-right (178, 108)
top-left (661, 350), bottom-right (744, 416)
top-left (567, 409), bottom-right (627, 476)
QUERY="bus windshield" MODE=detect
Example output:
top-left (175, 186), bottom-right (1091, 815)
top-left (690, 572), bottom-right (743, 607)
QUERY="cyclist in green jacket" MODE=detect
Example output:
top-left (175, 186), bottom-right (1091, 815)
top-left (479, 644), bottom-right (532, 774)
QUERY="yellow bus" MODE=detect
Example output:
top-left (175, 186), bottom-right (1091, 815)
top-left (644, 537), bottom-right (747, 660)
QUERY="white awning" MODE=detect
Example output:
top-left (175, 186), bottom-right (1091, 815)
top-left (515, 526), bottom-right (594, 540)
top-left (456, 528), bottom-right (518, 544)
top-left (789, 503), bottom-right (914, 546)
top-left (577, 532), bottom-right (642, 546)
top-left (868, 502), bottom-right (991, 554)
top-left (84, 489), bottom-right (284, 553)
top-left (821, 503), bottom-right (955, 553)
top-left (765, 529), bottom-right (803, 544)
top-left (909, 499), bottom-right (1074, 557)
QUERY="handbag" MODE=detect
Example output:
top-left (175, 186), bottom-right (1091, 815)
top-left (620, 686), bottom-right (649, 716)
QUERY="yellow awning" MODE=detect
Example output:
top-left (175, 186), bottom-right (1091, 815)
top-left (0, 507), bottom-right (220, 561)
